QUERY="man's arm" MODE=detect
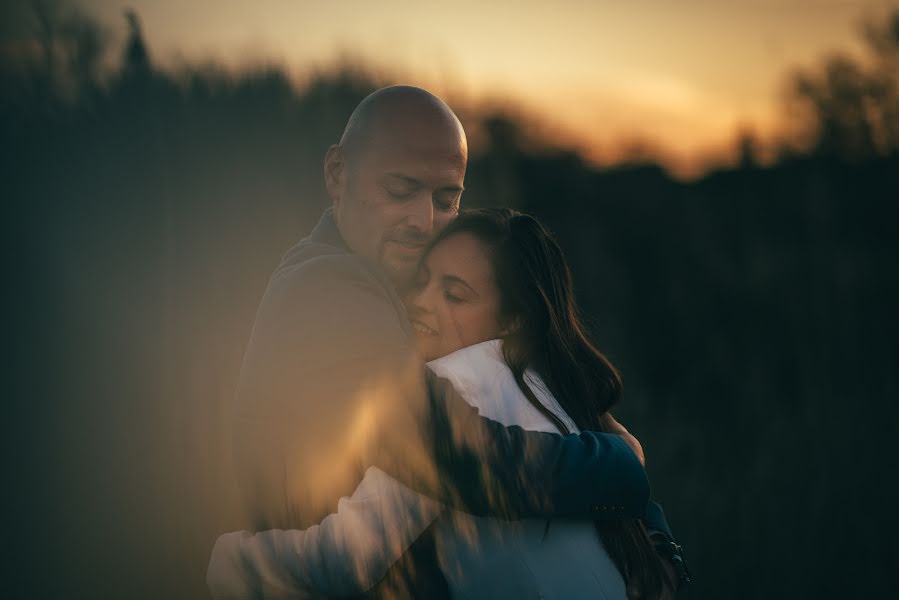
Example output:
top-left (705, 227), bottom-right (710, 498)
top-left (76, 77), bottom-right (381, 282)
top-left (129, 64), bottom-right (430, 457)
top-left (207, 467), bottom-right (443, 599)
top-left (233, 253), bottom-right (649, 529)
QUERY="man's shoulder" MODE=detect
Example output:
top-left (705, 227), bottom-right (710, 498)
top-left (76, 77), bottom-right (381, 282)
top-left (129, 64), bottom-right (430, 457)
top-left (268, 208), bottom-right (391, 292)
top-left (273, 236), bottom-right (382, 291)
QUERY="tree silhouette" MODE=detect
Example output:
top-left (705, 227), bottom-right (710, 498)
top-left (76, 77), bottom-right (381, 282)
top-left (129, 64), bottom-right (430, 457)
top-left (122, 9), bottom-right (151, 81)
top-left (787, 10), bottom-right (899, 160)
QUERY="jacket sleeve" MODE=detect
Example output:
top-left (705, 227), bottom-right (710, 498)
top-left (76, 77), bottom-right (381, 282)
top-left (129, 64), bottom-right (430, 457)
top-left (383, 370), bottom-right (651, 521)
top-left (644, 500), bottom-right (674, 542)
top-left (207, 467), bottom-right (443, 599)
top-left (232, 253), bottom-right (649, 530)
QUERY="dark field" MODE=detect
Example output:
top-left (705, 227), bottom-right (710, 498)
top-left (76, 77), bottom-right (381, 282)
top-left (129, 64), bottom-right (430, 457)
top-left (5, 7), bottom-right (898, 599)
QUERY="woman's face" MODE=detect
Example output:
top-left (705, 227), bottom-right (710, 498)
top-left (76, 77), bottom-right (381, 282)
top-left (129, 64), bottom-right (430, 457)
top-left (406, 232), bottom-right (505, 361)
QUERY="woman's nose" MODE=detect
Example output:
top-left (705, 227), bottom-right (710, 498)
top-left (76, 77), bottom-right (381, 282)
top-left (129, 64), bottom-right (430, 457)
top-left (408, 282), bottom-right (437, 314)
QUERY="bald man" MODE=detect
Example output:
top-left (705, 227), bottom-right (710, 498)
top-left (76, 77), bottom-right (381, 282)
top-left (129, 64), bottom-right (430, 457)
top-left (224, 87), bottom-right (678, 597)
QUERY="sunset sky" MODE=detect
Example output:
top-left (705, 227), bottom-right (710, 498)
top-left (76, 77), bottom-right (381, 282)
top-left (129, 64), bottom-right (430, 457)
top-left (75, 0), bottom-right (898, 175)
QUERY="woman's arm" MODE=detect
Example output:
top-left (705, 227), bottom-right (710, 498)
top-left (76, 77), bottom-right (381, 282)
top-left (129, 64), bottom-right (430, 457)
top-left (207, 467), bottom-right (443, 599)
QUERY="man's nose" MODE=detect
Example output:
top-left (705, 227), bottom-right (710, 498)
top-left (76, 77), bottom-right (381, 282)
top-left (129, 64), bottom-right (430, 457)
top-left (405, 194), bottom-right (434, 234)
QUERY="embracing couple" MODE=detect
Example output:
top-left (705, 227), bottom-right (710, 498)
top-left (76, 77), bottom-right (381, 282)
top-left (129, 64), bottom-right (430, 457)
top-left (207, 86), bottom-right (688, 599)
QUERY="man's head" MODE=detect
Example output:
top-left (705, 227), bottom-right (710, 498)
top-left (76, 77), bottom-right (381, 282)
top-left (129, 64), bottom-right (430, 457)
top-left (324, 86), bottom-right (468, 287)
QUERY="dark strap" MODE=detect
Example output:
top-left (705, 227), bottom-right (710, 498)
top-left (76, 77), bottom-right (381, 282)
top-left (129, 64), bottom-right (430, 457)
top-left (654, 540), bottom-right (692, 590)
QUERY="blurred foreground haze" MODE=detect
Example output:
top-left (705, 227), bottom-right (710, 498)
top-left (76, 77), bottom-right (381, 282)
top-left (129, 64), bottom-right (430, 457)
top-left (3, 1), bottom-right (899, 599)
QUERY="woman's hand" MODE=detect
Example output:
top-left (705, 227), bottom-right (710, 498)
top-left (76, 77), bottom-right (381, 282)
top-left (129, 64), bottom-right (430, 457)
top-left (605, 415), bottom-right (645, 467)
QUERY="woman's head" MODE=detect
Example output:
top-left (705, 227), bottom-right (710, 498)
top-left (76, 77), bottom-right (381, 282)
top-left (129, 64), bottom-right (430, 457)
top-left (405, 228), bottom-right (507, 362)
top-left (407, 207), bottom-right (622, 417)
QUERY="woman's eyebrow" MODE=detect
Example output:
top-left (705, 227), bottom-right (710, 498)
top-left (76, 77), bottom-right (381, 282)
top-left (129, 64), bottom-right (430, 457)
top-left (442, 274), bottom-right (479, 297)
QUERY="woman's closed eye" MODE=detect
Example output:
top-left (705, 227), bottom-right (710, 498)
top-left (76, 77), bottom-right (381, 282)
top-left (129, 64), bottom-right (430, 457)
top-left (440, 275), bottom-right (479, 304)
top-left (443, 290), bottom-right (465, 304)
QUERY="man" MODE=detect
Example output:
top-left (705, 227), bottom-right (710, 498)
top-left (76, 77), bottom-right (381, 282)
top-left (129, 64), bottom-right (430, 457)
top-left (220, 86), bottom-right (683, 596)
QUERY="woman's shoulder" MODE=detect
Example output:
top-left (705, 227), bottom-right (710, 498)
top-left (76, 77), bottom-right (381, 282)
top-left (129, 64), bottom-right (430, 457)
top-left (427, 339), bottom-right (505, 379)
top-left (427, 340), bottom-right (577, 433)
top-left (426, 339), bottom-right (509, 413)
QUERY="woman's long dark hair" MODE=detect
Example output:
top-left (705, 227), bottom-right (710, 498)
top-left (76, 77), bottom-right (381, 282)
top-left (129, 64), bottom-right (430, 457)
top-left (424, 208), bottom-right (674, 599)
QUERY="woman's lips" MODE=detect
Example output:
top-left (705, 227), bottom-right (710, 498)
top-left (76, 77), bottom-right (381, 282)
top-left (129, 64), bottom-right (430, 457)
top-left (410, 319), bottom-right (438, 336)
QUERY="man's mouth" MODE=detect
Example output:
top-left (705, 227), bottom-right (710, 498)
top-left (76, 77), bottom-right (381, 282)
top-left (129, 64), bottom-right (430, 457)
top-left (410, 319), bottom-right (438, 336)
top-left (391, 239), bottom-right (426, 250)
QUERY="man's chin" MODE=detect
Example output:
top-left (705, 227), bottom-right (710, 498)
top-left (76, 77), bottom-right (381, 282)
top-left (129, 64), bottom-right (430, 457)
top-left (380, 256), bottom-right (419, 289)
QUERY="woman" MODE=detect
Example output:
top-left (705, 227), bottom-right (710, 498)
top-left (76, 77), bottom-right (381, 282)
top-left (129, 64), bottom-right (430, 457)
top-left (208, 209), bottom-right (672, 599)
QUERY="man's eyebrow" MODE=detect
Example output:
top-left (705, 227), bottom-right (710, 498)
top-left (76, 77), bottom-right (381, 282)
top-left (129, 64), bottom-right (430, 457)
top-left (384, 173), bottom-right (464, 193)
top-left (442, 274), bottom-right (479, 296)
top-left (384, 173), bottom-right (421, 186)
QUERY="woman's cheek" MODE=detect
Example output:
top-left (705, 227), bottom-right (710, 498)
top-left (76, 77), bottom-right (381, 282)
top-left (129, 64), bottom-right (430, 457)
top-left (458, 305), bottom-right (489, 347)
top-left (445, 306), bottom-right (470, 350)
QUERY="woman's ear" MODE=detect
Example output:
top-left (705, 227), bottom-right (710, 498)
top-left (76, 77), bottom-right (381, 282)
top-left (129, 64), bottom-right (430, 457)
top-left (499, 316), bottom-right (522, 337)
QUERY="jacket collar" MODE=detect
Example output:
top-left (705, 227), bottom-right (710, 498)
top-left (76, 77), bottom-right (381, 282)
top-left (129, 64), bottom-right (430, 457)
top-left (308, 207), bottom-right (350, 253)
top-left (307, 208), bottom-right (415, 337)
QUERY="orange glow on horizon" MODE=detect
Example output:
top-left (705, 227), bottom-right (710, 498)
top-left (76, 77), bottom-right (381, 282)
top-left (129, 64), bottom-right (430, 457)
top-left (81, 0), bottom-right (897, 177)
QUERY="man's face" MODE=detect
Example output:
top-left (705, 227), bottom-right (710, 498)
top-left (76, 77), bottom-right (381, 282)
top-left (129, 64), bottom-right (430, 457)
top-left (329, 129), bottom-right (466, 287)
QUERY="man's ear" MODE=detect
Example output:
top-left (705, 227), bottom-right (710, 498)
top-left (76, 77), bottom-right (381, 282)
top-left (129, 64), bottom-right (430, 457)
top-left (323, 144), bottom-right (344, 207)
top-left (499, 316), bottom-right (522, 337)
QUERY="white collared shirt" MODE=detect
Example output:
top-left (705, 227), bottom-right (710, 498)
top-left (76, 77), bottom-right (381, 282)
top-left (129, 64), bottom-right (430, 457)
top-left (427, 340), bottom-right (626, 600)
